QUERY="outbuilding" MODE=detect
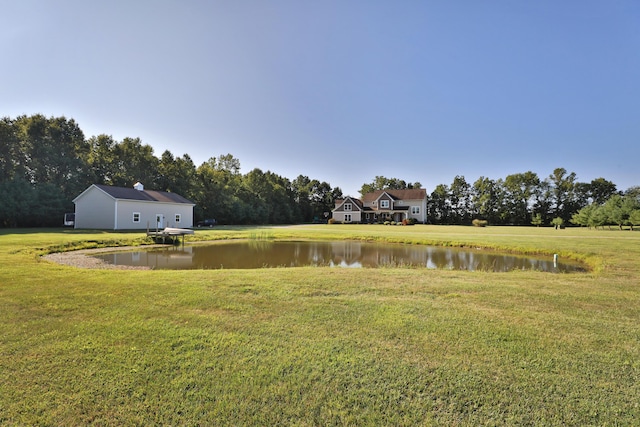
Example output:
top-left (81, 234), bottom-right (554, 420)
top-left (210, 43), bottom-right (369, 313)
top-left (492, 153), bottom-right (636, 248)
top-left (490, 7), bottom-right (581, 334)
top-left (72, 182), bottom-right (195, 230)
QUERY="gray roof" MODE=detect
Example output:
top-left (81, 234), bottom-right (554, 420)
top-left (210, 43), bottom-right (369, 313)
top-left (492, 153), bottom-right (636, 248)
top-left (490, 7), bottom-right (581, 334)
top-left (95, 184), bottom-right (194, 204)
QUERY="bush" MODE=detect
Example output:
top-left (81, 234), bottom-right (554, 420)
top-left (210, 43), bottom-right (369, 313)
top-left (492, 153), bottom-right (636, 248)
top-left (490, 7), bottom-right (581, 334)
top-left (472, 219), bottom-right (488, 227)
top-left (551, 217), bottom-right (564, 229)
top-left (328, 218), bottom-right (337, 224)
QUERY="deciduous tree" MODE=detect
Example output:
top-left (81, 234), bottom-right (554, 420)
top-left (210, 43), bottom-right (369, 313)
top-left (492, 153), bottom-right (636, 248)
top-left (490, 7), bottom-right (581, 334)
top-left (504, 171), bottom-right (540, 224)
top-left (359, 176), bottom-right (421, 196)
top-left (471, 176), bottom-right (503, 224)
top-left (450, 175), bottom-right (471, 224)
top-left (549, 167), bottom-right (578, 221)
top-left (589, 178), bottom-right (617, 205)
top-left (428, 184), bottom-right (451, 224)
top-left (110, 137), bottom-right (159, 187)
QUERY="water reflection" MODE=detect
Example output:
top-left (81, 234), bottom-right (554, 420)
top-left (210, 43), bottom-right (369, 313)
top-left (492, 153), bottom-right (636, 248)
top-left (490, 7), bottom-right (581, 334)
top-left (93, 241), bottom-right (586, 272)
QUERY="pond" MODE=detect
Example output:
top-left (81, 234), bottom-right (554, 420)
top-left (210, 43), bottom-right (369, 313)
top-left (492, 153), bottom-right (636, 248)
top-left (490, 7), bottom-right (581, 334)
top-left (92, 240), bottom-right (587, 272)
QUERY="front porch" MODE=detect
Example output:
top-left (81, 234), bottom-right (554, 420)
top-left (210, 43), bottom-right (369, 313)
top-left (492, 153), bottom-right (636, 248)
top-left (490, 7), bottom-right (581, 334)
top-left (364, 210), bottom-right (407, 224)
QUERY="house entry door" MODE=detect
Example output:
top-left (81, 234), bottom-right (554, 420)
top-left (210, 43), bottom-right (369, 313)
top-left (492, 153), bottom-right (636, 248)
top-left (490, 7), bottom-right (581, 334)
top-left (155, 214), bottom-right (164, 229)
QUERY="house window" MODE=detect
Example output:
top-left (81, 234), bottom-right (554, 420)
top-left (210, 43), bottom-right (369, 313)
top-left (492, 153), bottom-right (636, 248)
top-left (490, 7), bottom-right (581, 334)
top-left (133, 212), bottom-right (141, 223)
top-left (380, 200), bottom-right (390, 209)
top-left (345, 214), bottom-right (352, 222)
top-left (175, 214), bottom-right (181, 223)
top-left (344, 203), bottom-right (352, 211)
top-left (411, 206), bottom-right (420, 215)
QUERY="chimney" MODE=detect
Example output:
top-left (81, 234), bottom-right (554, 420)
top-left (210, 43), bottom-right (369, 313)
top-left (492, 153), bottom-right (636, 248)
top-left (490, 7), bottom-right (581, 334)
top-left (133, 182), bottom-right (144, 191)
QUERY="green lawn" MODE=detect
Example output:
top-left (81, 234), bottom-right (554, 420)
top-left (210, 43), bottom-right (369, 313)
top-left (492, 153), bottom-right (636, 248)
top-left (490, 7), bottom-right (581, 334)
top-left (1, 225), bottom-right (639, 426)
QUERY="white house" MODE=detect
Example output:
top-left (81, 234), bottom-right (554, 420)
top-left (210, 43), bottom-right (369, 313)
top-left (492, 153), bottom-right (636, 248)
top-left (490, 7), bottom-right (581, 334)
top-left (72, 182), bottom-right (195, 230)
top-left (332, 188), bottom-right (428, 224)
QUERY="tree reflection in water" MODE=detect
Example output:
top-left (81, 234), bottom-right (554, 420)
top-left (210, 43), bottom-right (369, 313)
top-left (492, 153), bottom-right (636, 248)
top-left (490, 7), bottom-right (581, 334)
top-left (93, 241), bottom-right (587, 272)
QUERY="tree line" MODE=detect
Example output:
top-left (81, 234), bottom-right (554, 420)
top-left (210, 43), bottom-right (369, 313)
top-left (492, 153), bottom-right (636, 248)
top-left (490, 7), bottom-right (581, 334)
top-left (0, 115), bottom-right (342, 227)
top-left (1, 114), bottom-right (638, 228)
top-left (362, 170), bottom-right (639, 227)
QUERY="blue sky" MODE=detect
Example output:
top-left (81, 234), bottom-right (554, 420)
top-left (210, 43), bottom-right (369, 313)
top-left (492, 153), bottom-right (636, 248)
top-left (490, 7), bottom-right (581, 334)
top-left (2, 1), bottom-right (639, 196)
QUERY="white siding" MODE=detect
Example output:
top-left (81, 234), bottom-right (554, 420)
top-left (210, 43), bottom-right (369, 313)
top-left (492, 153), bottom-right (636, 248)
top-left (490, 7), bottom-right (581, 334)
top-left (116, 200), bottom-right (193, 230)
top-left (73, 187), bottom-right (115, 229)
top-left (73, 185), bottom-right (194, 230)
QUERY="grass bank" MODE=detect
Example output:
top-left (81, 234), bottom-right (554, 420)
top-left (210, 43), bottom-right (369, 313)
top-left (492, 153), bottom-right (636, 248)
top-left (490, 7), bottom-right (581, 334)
top-left (1, 225), bottom-right (639, 425)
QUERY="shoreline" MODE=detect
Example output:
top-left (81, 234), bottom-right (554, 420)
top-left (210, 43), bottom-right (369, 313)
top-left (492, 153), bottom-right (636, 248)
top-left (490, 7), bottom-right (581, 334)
top-left (41, 246), bottom-right (165, 270)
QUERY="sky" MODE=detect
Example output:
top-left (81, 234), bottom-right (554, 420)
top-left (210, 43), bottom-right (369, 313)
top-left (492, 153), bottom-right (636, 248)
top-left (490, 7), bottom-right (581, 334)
top-left (2, 0), bottom-right (639, 197)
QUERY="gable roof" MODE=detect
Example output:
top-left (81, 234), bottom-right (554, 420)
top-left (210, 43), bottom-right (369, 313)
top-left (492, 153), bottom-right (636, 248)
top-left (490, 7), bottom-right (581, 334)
top-left (361, 188), bottom-right (427, 203)
top-left (333, 196), bottom-right (364, 211)
top-left (77, 184), bottom-right (194, 204)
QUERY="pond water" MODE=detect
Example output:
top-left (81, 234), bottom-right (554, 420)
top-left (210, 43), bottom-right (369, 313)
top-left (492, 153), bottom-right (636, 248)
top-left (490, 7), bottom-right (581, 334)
top-left (93, 240), bottom-right (587, 272)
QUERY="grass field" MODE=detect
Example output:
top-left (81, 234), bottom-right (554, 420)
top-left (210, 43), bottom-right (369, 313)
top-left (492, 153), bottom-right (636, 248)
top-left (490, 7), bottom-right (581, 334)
top-left (1, 225), bottom-right (639, 426)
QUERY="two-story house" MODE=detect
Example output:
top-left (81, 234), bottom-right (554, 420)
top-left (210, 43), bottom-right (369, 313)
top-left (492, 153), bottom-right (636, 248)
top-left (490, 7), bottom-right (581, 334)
top-left (332, 188), bottom-right (427, 224)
